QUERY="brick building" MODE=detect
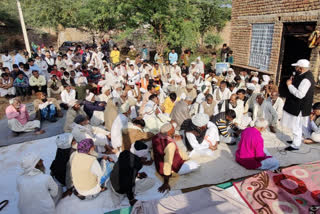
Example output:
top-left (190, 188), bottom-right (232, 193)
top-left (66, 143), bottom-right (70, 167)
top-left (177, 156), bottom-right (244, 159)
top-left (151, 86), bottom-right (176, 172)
top-left (230, 0), bottom-right (320, 97)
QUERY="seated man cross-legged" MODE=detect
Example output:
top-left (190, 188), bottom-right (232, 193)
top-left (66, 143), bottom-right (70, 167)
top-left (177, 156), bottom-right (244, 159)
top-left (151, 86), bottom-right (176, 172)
top-left (6, 98), bottom-right (45, 136)
top-left (153, 123), bottom-right (199, 193)
top-left (70, 139), bottom-right (114, 200)
top-left (110, 141), bottom-right (155, 206)
top-left (180, 113), bottom-right (219, 157)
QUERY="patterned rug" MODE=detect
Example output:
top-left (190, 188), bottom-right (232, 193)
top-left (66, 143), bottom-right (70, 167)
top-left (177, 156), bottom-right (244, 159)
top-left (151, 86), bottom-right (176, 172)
top-left (233, 162), bottom-right (320, 214)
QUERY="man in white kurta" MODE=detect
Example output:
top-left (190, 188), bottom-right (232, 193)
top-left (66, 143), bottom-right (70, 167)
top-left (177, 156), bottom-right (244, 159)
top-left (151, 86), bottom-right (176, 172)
top-left (282, 59), bottom-right (315, 151)
top-left (252, 94), bottom-right (278, 133)
top-left (268, 91), bottom-right (284, 121)
top-left (17, 153), bottom-right (58, 214)
top-left (111, 103), bottom-right (131, 150)
top-left (185, 113), bottom-right (219, 157)
top-left (2, 52), bottom-right (13, 71)
top-left (212, 81), bottom-right (231, 103)
top-left (214, 94), bottom-right (251, 129)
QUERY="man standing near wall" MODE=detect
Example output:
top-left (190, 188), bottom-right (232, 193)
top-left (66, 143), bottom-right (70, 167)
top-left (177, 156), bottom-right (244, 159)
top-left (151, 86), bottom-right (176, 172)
top-left (282, 59), bottom-right (315, 151)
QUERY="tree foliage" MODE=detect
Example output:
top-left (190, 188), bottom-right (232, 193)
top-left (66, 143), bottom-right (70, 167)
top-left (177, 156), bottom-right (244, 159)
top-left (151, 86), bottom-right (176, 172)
top-left (6, 0), bottom-right (230, 53)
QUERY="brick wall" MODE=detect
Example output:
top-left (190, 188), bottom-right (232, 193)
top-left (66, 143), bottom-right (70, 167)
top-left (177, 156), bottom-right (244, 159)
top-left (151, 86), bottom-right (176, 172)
top-left (230, 0), bottom-right (320, 83)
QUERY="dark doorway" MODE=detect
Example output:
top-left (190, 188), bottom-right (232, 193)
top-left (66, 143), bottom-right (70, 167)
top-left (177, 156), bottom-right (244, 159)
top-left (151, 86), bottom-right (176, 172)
top-left (277, 22), bottom-right (316, 97)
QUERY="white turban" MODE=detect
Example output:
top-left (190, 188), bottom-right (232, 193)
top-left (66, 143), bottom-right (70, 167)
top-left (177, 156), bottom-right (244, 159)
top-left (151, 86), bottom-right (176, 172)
top-left (130, 142), bottom-right (149, 158)
top-left (113, 82), bottom-right (122, 90)
top-left (246, 83), bottom-right (256, 91)
top-left (128, 79), bottom-right (135, 86)
top-left (102, 85), bottom-right (111, 93)
top-left (192, 113), bottom-right (209, 127)
top-left (56, 133), bottom-right (73, 149)
top-left (167, 85), bottom-right (176, 93)
top-left (68, 99), bottom-right (78, 107)
top-left (160, 123), bottom-right (173, 134)
top-left (120, 102), bottom-right (130, 113)
top-left (85, 92), bottom-right (95, 102)
top-left (191, 62), bottom-right (196, 65)
top-left (75, 63), bottom-right (81, 68)
top-left (251, 71), bottom-right (259, 76)
top-left (262, 75), bottom-right (270, 83)
top-left (251, 77), bottom-right (259, 83)
top-left (172, 62), bottom-right (177, 65)
top-left (197, 56), bottom-right (201, 60)
top-left (21, 153), bottom-right (41, 175)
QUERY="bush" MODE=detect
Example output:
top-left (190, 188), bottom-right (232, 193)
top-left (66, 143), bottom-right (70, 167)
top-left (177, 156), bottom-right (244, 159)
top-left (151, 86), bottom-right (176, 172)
top-left (204, 34), bottom-right (222, 48)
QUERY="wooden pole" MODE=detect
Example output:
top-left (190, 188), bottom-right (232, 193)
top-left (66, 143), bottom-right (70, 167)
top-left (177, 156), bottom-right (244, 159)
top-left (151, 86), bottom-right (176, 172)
top-left (17, 0), bottom-right (31, 57)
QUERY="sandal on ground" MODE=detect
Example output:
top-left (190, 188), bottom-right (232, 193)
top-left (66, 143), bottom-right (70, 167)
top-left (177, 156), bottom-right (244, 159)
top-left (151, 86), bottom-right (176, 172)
top-left (0, 200), bottom-right (9, 211)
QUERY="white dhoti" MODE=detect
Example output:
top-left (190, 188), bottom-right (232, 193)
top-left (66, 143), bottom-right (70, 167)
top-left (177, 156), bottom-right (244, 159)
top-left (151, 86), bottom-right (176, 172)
top-left (178, 160), bottom-right (200, 175)
top-left (90, 111), bottom-right (105, 126)
top-left (0, 87), bottom-right (15, 97)
top-left (281, 111), bottom-right (308, 149)
top-left (109, 177), bottom-right (155, 205)
top-left (8, 119), bottom-right (40, 133)
top-left (144, 114), bottom-right (171, 134)
top-left (93, 126), bottom-right (111, 153)
top-left (311, 132), bottom-right (320, 143)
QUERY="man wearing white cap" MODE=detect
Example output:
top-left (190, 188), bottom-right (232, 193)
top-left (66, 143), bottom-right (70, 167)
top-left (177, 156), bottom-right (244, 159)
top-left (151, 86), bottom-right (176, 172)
top-left (212, 80), bottom-right (231, 103)
top-left (50, 133), bottom-right (76, 187)
top-left (180, 113), bottom-right (220, 157)
top-left (244, 82), bottom-right (258, 114)
top-left (170, 62), bottom-right (182, 79)
top-left (282, 59), bottom-right (315, 151)
top-left (97, 85), bottom-right (112, 103)
top-left (251, 94), bottom-right (278, 133)
top-left (193, 71), bottom-right (204, 91)
top-left (251, 76), bottom-right (261, 93)
top-left (127, 79), bottom-right (141, 101)
top-left (60, 85), bottom-right (76, 109)
top-left (196, 56), bottom-right (204, 75)
top-left (225, 68), bottom-right (236, 84)
top-left (17, 153), bottom-right (58, 214)
top-left (111, 102), bottom-right (131, 150)
top-left (112, 82), bottom-right (123, 99)
top-left (189, 62), bottom-right (199, 76)
top-left (153, 123), bottom-right (199, 193)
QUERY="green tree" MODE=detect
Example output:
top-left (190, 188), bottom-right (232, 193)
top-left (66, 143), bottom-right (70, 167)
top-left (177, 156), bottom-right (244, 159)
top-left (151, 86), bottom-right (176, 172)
top-left (0, 0), bottom-right (20, 29)
top-left (116, 0), bottom-right (200, 54)
top-left (21, 0), bottom-right (80, 29)
top-left (193, 0), bottom-right (231, 46)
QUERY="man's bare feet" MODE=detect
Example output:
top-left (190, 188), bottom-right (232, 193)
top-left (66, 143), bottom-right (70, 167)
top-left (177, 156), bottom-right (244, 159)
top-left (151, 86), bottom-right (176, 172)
top-left (34, 129), bottom-right (45, 135)
top-left (304, 139), bottom-right (315, 144)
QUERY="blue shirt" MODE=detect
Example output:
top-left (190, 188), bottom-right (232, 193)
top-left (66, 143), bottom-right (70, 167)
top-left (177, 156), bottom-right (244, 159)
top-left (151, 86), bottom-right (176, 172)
top-left (14, 53), bottom-right (26, 65)
top-left (168, 52), bottom-right (178, 64)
